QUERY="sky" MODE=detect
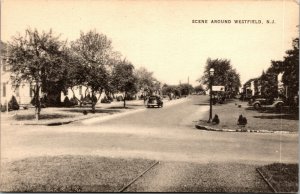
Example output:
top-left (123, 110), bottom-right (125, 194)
top-left (1, 0), bottom-right (299, 86)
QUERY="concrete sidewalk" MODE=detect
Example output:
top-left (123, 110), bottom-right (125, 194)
top-left (125, 161), bottom-right (272, 192)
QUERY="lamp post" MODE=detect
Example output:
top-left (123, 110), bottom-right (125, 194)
top-left (208, 68), bottom-right (214, 123)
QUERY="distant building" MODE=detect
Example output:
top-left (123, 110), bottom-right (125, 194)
top-left (242, 78), bottom-right (260, 98)
top-left (0, 49), bottom-right (34, 106)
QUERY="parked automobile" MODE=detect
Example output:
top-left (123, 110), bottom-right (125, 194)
top-left (249, 97), bottom-right (284, 111)
top-left (146, 96), bottom-right (163, 108)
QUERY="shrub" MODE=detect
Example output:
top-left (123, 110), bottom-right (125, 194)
top-left (116, 96), bottom-right (123, 101)
top-left (1, 104), bottom-right (7, 112)
top-left (8, 96), bottom-right (20, 111)
top-left (101, 96), bottom-right (111, 103)
top-left (70, 97), bottom-right (78, 106)
top-left (30, 95), bottom-right (38, 106)
top-left (63, 96), bottom-right (72, 107)
top-left (107, 95), bottom-right (113, 102)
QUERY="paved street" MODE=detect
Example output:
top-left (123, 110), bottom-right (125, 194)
top-left (1, 95), bottom-right (298, 192)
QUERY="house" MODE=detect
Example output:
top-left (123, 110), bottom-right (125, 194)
top-left (242, 77), bottom-right (262, 99)
top-left (0, 46), bottom-right (34, 107)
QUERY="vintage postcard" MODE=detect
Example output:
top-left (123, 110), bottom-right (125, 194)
top-left (0, 0), bottom-right (298, 192)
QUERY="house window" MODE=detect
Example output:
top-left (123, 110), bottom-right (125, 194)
top-left (2, 83), bottom-right (6, 97)
top-left (15, 86), bottom-right (20, 97)
top-left (79, 86), bottom-right (82, 95)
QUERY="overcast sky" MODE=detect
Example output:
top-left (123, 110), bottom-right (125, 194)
top-left (1, 0), bottom-right (298, 86)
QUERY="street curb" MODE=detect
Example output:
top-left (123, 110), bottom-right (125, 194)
top-left (194, 124), bottom-right (297, 134)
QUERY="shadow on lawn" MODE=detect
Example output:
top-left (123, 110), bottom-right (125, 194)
top-left (108, 106), bottom-right (134, 109)
top-left (253, 114), bottom-right (298, 120)
top-left (14, 114), bottom-right (74, 121)
top-left (61, 109), bottom-right (121, 114)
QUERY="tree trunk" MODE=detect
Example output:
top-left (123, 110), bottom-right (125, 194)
top-left (35, 84), bottom-right (41, 120)
top-left (92, 102), bottom-right (96, 113)
top-left (123, 91), bottom-right (126, 108)
top-left (91, 90), bottom-right (97, 113)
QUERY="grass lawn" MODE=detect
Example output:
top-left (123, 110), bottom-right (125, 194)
top-left (0, 155), bottom-right (155, 192)
top-left (257, 163), bottom-right (298, 192)
top-left (199, 99), bottom-right (298, 132)
top-left (2, 100), bottom-right (146, 125)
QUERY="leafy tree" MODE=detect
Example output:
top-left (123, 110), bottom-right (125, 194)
top-left (179, 83), bottom-right (194, 96)
top-left (194, 84), bottom-right (205, 94)
top-left (135, 67), bottom-right (160, 96)
top-left (7, 29), bottom-right (68, 120)
top-left (281, 38), bottom-right (299, 103)
top-left (201, 58), bottom-right (241, 98)
top-left (111, 60), bottom-right (138, 108)
top-left (260, 69), bottom-right (278, 100)
top-left (162, 84), bottom-right (181, 98)
top-left (70, 30), bottom-right (113, 112)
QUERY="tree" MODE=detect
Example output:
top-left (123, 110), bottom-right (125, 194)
top-left (265, 38), bottom-right (299, 104)
top-left (179, 83), bottom-right (194, 96)
top-left (70, 30), bottom-right (113, 112)
top-left (194, 84), bottom-right (205, 94)
top-left (135, 67), bottom-right (159, 96)
top-left (260, 69), bottom-right (278, 100)
top-left (162, 84), bottom-right (181, 98)
top-left (7, 29), bottom-right (68, 120)
top-left (201, 58), bottom-right (241, 98)
top-left (281, 38), bottom-right (299, 103)
top-left (111, 60), bottom-right (138, 108)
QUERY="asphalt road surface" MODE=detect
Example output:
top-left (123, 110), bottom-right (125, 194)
top-left (1, 95), bottom-right (298, 192)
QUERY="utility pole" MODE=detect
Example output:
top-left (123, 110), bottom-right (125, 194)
top-left (188, 76), bottom-right (189, 85)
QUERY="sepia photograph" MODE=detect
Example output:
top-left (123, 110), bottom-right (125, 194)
top-left (0, 0), bottom-right (299, 192)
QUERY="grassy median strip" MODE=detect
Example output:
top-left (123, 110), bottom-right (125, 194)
top-left (197, 100), bottom-right (298, 132)
top-left (0, 155), bottom-right (154, 192)
top-left (257, 163), bottom-right (298, 192)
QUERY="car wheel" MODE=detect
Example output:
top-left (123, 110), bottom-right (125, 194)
top-left (254, 103), bottom-right (261, 110)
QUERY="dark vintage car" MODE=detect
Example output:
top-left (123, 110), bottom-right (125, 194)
top-left (249, 97), bottom-right (284, 110)
top-left (146, 96), bottom-right (163, 108)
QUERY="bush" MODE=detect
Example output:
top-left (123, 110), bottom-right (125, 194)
top-left (31, 96), bottom-right (47, 108)
top-left (125, 94), bottom-right (136, 101)
top-left (1, 104), bottom-right (7, 112)
top-left (63, 96), bottom-right (72, 107)
top-left (116, 96), bottom-right (123, 101)
top-left (101, 96), bottom-right (111, 103)
top-left (8, 96), bottom-right (20, 111)
top-left (70, 97), bottom-right (78, 106)
top-left (30, 95), bottom-right (38, 106)
top-left (82, 94), bottom-right (92, 105)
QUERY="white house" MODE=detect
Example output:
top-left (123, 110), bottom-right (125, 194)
top-left (0, 56), bottom-right (34, 107)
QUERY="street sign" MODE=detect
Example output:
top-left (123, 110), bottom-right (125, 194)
top-left (212, 86), bottom-right (225, 92)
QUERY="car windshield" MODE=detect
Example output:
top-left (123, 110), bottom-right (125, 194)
top-left (149, 97), bottom-right (157, 101)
